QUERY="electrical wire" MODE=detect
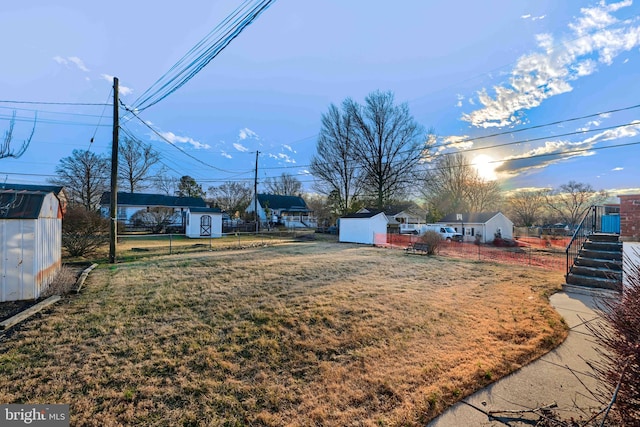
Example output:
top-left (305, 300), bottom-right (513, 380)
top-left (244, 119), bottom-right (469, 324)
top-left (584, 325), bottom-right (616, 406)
top-left (89, 88), bottom-right (114, 148)
top-left (0, 100), bottom-right (109, 106)
top-left (130, 0), bottom-right (277, 113)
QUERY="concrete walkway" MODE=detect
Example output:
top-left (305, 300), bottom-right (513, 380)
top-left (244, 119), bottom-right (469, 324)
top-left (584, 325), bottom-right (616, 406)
top-left (428, 290), bottom-right (616, 426)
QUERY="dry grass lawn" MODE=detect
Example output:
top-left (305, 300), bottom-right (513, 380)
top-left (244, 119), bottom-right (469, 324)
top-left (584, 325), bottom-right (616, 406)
top-left (0, 241), bottom-right (567, 426)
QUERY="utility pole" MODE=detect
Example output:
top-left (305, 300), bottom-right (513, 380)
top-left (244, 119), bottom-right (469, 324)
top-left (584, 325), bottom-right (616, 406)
top-left (109, 77), bottom-right (119, 264)
top-left (254, 150), bottom-right (259, 233)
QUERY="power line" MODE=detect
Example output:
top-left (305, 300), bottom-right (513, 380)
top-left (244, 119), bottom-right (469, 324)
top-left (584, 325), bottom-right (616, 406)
top-left (130, 0), bottom-right (277, 113)
top-left (0, 100), bottom-right (110, 106)
top-left (258, 119), bottom-right (640, 171)
top-left (88, 88), bottom-right (114, 151)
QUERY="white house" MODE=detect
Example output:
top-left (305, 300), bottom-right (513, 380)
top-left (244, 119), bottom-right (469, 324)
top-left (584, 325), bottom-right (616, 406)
top-left (339, 211), bottom-right (389, 245)
top-left (0, 185), bottom-right (63, 302)
top-left (100, 192), bottom-right (207, 231)
top-left (246, 194), bottom-right (316, 228)
top-left (437, 212), bottom-right (513, 243)
top-left (186, 207), bottom-right (223, 238)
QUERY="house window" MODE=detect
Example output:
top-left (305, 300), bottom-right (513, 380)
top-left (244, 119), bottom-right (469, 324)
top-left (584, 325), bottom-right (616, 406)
top-left (466, 228), bottom-right (475, 236)
top-left (117, 207), bottom-right (127, 221)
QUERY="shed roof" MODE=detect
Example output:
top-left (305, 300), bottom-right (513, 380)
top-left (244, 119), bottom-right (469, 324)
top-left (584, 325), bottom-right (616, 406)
top-left (0, 190), bottom-right (50, 219)
top-left (100, 192), bottom-right (206, 208)
top-left (189, 207), bottom-right (222, 214)
top-left (257, 194), bottom-right (309, 211)
top-left (0, 183), bottom-right (64, 195)
top-left (438, 212), bottom-right (502, 224)
top-left (341, 210), bottom-right (386, 219)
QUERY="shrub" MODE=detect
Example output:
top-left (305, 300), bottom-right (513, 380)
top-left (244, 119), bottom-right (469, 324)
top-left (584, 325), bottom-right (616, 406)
top-left (418, 231), bottom-right (443, 255)
top-left (62, 206), bottom-right (109, 257)
top-left (130, 207), bottom-right (177, 233)
top-left (41, 266), bottom-right (78, 297)
top-left (587, 251), bottom-right (640, 424)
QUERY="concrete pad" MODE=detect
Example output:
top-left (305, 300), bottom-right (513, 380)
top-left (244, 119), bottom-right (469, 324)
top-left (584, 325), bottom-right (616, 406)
top-left (428, 290), bottom-right (616, 427)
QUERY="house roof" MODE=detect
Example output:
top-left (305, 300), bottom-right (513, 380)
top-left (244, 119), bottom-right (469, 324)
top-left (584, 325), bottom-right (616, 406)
top-left (438, 212), bottom-right (503, 224)
top-left (0, 190), bottom-right (50, 219)
top-left (100, 192), bottom-right (206, 208)
top-left (257, 194), bottom-right (309, 211)
top-left (189, 207), bottom-right (222, 214)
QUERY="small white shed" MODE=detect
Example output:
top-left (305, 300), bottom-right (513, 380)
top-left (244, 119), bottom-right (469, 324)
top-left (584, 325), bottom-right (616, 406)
top-left (1, 187), bottom-right (63, 301)
top-left (339, 211), bottom-right (389, 245)
top-left (186, 207), bottom-right (223, 238)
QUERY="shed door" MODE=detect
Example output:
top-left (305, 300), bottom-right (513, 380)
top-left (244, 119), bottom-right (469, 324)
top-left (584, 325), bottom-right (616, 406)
top-left (200, 215), bottom-right (211, 236)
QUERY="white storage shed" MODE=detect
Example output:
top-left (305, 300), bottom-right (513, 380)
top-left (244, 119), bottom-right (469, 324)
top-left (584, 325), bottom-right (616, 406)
top-left (339, 211), bottom-right (389, 245)
top-left (1, 186), bottom-right (63, 301)
top-left (186, 207), bottom-right (223, 238)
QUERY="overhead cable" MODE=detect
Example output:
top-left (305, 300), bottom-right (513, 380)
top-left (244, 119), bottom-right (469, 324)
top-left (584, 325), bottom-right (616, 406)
top-left (130, 0), bottom-right (276, 113)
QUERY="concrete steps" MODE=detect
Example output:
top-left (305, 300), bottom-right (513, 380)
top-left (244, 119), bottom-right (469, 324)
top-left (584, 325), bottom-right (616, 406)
top-left (566, 233), bottom-right (622, 292)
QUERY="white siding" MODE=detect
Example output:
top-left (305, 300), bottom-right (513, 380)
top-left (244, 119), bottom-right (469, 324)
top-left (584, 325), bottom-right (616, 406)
top-left (339, 214), bottom-right (388, 244)
top-left (623, 242), bottom-right (640, 292)
top-left (186, 212), bottom-right (222, 238)
top-left (485, 213), bottom-right (513, 241)
top-left (0, 192), bottom-right (61, 302)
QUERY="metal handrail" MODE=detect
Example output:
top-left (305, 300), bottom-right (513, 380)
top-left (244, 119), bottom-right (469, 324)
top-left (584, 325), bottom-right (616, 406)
top-left (565, 205), bottom-right (620, 278)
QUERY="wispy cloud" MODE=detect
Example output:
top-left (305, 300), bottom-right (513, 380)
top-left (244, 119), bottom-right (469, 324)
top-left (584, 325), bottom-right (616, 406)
top-left (53, 55), bottom-right (89, 72)
top-left (442, 135), bottom-right (473, 151)
top-left (282, 144), bottom-right (296, 153)
top-left (521, 14), bottom-right (546, 21)
top-left (495, 121), bottom-right (640, 175)
top-left (577, 120), bottom-right (601, 132)
top-left (155, 131), bottom-right (211, 150)
top-left (233, 142), bottom-right (249, 152)
top-left (268, 153), bottom-right (296, 164)
top-left (238, 128), bottom-right (259, 140)
top-left (463, 0), bottom-right (640, 128)
top-left (100, 74), bottom-right (133, 96)
top-left (612, 167), bottom-right (624, 171)
top-left (221, 151), bottom-right (232, 159)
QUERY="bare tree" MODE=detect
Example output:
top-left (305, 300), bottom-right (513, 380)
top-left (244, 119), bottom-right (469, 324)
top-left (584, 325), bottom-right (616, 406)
top-left (155, 171), bottom-right (178, 196)
top-left (118, 138), bottom-right (161, 193)
top-left (1, 111), bottom-right (36, 159)
top-left (545, 181), bottom-right (608, 228)
top-left (310, 103), bottom-right (362, 215)
top-left (421, 153), bottom-right (502, 218)
top-left (421, 153), bottom-right (471, 218)
top-left (208, 181), bottom-right (252, 216)
top-left (506, 189), bottom-right (547, 226)
top-left (466, 176), bottom-right (502, 212)
top-left (50, 149), bottom-right (109, 210)
top-left (263, 172), bottom-right (302, 196)
top-left (347, 91), bottom-right (432, 209)
top-left (303, 192), bottom-right (333, 227)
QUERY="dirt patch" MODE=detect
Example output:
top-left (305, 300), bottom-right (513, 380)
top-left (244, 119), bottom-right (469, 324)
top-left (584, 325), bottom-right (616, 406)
top-left (0, 263), bottom-right (89, 323)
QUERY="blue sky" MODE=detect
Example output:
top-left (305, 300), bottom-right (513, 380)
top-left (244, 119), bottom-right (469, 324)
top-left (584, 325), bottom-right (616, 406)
top-left (1, 0), bottom-right (639, 197)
